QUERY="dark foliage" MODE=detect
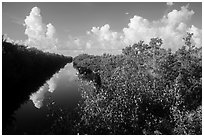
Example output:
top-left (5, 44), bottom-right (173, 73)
top-left (2, 38), bottom-right (72, 133)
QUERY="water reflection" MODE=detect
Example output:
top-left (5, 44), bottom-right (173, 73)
top-left (30, 85), bottom-right (49, 109)
top-left (30, 63), bottom-right (79, 109)
top-left (5, 63), bottom-right (81, 134)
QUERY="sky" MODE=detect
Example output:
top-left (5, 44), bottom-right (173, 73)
top-left (2, 2), bottom-right (202, 56)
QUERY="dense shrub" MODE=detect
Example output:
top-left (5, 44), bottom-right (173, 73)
top-left (73, 33), bottom-right (202, 135)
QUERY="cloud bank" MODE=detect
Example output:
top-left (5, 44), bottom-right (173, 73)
top-left (24, 5), bottom-right (201, 55)
top-left (70, 4), bottom-right (201, 52)
top-left (122, 5), bottom-right (201, 51)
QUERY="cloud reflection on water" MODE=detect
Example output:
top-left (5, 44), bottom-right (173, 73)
top-left (29, 64), bottom-right (77, 109)
top-left (30, 85), bottom-right (47, 109)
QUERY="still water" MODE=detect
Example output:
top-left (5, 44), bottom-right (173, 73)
top-left (9, 63), bottom-right (81, 134)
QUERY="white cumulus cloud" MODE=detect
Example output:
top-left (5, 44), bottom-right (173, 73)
top-left (167, 2), bottom-right (174, 6)
top-left (123, 5), bottom-right (201, 51)
top-left (63, 24), bottom-right (124, 52)
top-left (46, 23), bottom-right (56, 39)
top-left (188, 25), bottom-right (202, 46)
top-left (24, 7), bottom-right (58, 52)
top-left (25, 5), bottom-right (201, 55)
top-left (123, 15), bottom-right (155, 45)
top-left (86, 24), bottom-right (124, 49)
top-left (68, 5), bottom-right (201, 53)
top-left (89, 24), bottom-right (118, 42)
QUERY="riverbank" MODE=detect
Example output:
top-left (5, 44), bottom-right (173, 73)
top-left (2, 39), bottom-right (73, 133)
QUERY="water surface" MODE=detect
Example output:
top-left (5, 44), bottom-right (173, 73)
top-left (7, 63), bottom-right (81, 134)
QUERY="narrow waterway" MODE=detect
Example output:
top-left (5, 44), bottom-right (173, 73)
top-left (6, 63), bottom-right (81, 134)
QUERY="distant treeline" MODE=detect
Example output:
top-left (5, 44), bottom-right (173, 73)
top-left (2, 37), bottom-right (72, 133)
top-left (73, 33), bottom-right (202, 135)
